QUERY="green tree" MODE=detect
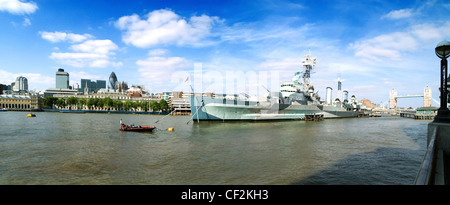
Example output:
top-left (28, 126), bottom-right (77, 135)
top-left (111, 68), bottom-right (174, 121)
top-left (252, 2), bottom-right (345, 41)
top-left (150, 100), bottom-right (160, 112)
top-left (66, 96), bottom-right (78, 109)
top-left (123, 100), bottom-right (132, 111)
top-left (113, 100), bottom-right (123, 111)
top-left (97, 98), bottom-right (105, 110)
top-left (78, 98), bottom-right (87, 110)
top-left (132, 101), bottom-right (140, 111)
top-left (159, 99), bottom-right (169, 112)
top-left (87, 98), bottom-right (95, 110)
top-left (55, 98), bottom-right (66, 109)
top-left (104, 97), bottom-right (114, 110)
top-left (43, 96), bottom-right (58, 108)
top-left (141, 101), bottom-right (149, 112)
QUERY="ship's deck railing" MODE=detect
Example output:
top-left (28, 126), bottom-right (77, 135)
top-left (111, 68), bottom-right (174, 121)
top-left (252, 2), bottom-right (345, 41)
top-left (415, 127), bottom-right (438, 185)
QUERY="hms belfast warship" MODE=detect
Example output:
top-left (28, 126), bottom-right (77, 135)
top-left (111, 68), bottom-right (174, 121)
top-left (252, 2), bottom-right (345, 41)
top-left (190, 53), bottom-right (364, 121)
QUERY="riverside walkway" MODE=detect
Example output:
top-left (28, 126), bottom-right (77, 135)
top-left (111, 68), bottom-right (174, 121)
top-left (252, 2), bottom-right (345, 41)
top-left (415, 122), bottom-right (450, 185)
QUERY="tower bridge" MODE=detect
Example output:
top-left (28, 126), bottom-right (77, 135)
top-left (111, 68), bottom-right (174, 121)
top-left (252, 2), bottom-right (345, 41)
top-left (389, 86), bottom-right (432, 109)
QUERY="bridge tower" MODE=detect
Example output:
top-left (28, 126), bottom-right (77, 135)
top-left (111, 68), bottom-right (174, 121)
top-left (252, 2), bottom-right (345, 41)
top-left (389, 88), bottom-right (397, 109)
top-left (424, 86), bottom-right (432, 107)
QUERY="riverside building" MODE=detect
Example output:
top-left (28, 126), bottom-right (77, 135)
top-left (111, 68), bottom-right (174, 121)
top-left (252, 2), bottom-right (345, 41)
top-left (52, 91), bottom-right (159, 111)
top-left (0, 94), bottom-right (42, 111)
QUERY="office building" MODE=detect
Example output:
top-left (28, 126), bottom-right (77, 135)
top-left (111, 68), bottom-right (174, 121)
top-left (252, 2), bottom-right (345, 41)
top-left (80, 79), bottom-right (106, 93)
top-left (109, 72), bottom-right (118, 90)
top-left (13, 76), bottom-right (28, 92)
top-left (56, 68), bottom-right (69, 89)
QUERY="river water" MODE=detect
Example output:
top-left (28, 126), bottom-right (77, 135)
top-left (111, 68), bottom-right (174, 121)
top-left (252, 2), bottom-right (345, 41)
top-left (0, 112), bottom-right (428, 185)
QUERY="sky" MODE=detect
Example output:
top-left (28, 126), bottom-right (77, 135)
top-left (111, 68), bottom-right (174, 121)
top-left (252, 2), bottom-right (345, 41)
top-left (0, 0), bottom-right (449, 108)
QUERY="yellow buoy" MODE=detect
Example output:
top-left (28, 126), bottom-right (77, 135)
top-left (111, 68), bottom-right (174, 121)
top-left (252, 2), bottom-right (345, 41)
top-left (168, 127), bottom-right (174, 132)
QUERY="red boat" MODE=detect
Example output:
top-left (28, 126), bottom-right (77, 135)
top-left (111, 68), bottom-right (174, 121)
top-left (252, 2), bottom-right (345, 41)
top-left (120, 123), bottom-right (156, 132)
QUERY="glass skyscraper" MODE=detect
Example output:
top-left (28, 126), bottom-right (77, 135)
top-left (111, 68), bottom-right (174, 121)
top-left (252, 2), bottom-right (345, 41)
top-left (109, 72), bottom-right (117, 90)
top-left (55, 68), bottom-right (69, 89)
top-left (13, 76), bottom-right (28, 92)
top-left (80, 79), bottom-right (107, 93)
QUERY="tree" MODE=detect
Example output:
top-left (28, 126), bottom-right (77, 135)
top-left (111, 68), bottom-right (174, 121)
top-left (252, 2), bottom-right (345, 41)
top-left (55, 98), bottom-right (66, 109)
top-left (87, 98), bottom-right (95, 110)
top-left (159, 99), bottom-right (169, 112)
top-left (150, 100), bottom-right (160, 112)
top-left (132, 101), bottom-right (140, 111)
top-left (124, 100), bottom-right (132, 111)
top-left (43, 96), bottom-right (58, 108)
top-left (66, 96), bottom-right (78, 109)
top-left (113, 100), bottom-right (123, 111)
top-left (96, 98), bottom-right (105, 110)
top-left (141, 101), bottom-right (149, 112)
top-left (104, 97), bottom-right (114, 110)
top-left (78, 98), bottom-right (87, 110)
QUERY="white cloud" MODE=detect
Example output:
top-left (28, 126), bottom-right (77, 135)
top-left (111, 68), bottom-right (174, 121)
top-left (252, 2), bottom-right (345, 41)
top-left (22, 17), bottom-right (30, 26)
top-left (147, 49), bottom-right (168, 56)
top-left (50, 52), bottom-right (107, 67)
top-left (381, 8), bottom-right (414, 20)
top-left (136, 56), bottom-right (190, 72)
top-left (41, 31), bottom-right (121, 68)
top-left (69, 71), bottom-right (101, 81)
top-left (50, 52), bottom-right (122, 68)
top-left (136, 55), bottom-right (191, 91)
top-left (115, 9), bottom-right (220, 48)
top-left (257, 57), bottom-right (305, 82)
top-left (350, 21), bottom-right (450, 62)
top-left (70, 39), bottom-right (118, 55)
top-left (39, 31), bottom-right (93, 43)
top-left (0, 0), bottom-right (38, 15)
top-left (220, 21), bottom-right (311, 44)
top-left (50, 40), bottom-right (122, 68)
top-left (410, 22), bottom-right (450, 42)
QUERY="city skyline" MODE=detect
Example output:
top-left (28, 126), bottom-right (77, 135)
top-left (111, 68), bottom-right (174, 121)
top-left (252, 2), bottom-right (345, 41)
top-left (0, 0), bottom-right (449, 108)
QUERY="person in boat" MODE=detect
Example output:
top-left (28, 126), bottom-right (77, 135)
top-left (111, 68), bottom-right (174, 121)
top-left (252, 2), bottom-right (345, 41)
top-left (120, 119), bottom-right (123, 125)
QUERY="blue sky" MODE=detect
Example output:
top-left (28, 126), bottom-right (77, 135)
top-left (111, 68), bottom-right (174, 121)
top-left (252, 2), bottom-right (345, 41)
top-left (0, 0), bottom-right (449, 108)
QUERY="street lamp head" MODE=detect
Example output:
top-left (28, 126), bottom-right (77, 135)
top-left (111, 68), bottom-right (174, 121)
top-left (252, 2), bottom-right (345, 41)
top-left (435, 40), bottom-right (450, 59)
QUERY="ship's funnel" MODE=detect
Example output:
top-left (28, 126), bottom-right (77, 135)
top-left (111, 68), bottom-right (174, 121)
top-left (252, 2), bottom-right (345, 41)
top-left (343, 90), bottom-right (348, 101)
top-left (326, 87), bottom-right (333, 105)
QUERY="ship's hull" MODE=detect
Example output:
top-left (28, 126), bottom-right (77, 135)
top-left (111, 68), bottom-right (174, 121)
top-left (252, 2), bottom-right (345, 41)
top-left (190, 96), bottom-right (359, 121)
top-left (317, 105), bottom-right (360, 118)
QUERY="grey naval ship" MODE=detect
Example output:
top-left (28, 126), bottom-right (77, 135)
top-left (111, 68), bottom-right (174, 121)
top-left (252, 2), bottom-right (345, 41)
top-left (190, 53), bottom-right (365, 121)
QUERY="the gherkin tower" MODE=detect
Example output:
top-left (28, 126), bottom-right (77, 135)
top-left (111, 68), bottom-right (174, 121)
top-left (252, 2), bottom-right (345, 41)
top-left (109, 72), bottom-right (117, 90)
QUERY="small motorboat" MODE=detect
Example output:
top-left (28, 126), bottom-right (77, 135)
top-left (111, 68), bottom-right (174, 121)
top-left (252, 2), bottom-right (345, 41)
top-left (27, 113), bottom-right (36, 117)
top-left (120, 123), bottom-right (156, 132)
top-left (119, 119), bottom-right (155, 132)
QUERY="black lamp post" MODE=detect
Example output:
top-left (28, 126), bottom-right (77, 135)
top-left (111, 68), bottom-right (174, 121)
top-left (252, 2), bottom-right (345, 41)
top-left (434, 40), bottom-right (450, 123)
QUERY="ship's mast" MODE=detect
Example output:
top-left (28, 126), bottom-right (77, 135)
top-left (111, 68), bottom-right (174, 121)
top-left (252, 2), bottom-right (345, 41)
top-left (337, 73), bottom-right (342, 101)
top-left (301, 54), bottom-right (316, 86)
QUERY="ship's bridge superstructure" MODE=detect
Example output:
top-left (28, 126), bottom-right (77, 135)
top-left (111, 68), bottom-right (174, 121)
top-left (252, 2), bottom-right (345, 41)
top-left (280, 54), bottom-right (319, 104)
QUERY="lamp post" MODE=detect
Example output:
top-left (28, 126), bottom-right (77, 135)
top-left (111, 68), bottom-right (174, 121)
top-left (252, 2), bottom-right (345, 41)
top-left (434, 40), bottom-right (450, 123)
